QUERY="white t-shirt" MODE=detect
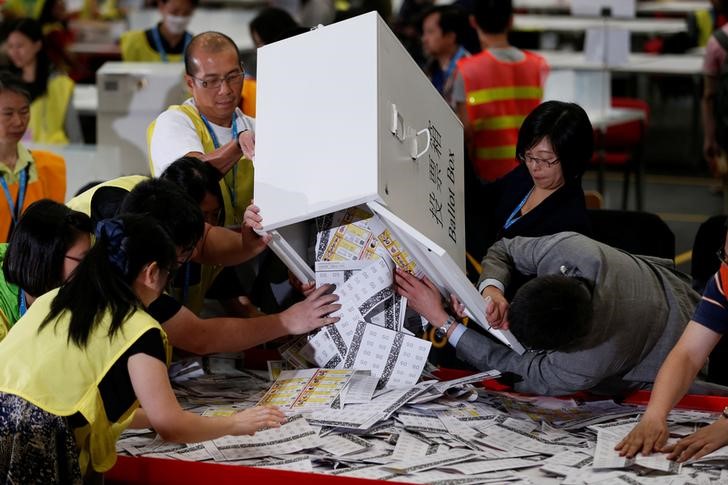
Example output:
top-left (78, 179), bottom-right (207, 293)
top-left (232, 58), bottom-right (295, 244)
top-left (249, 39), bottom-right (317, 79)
top-left (149, 98), bottom-right (255, 177)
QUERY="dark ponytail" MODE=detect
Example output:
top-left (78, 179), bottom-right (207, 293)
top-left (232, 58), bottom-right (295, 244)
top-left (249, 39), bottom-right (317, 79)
top-left (40, 214), bottom-right (176, 347)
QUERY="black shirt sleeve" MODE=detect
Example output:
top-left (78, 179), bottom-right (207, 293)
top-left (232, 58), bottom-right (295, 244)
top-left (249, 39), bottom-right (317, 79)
top-left (147, 294), bottom-right (183, 324)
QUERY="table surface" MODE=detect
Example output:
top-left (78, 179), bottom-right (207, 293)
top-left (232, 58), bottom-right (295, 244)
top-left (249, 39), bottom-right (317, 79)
top-left (535, 49), bottom-right (704, 75)
top-left (510, 0), bottom-right (710, 15)
top-left (513, 13), bottom-right (687, 34)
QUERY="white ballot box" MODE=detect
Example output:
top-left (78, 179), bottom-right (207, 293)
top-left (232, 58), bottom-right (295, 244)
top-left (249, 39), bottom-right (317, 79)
top-left (96, 62), bottom-right (187, 175)
top-left (255, 12), bottom-right (524, 355)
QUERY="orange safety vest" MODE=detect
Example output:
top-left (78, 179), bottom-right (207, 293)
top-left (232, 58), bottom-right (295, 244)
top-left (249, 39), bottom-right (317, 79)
top-left (0, 149), bottom-right (66, 242)
top-left (457, 49), bottom-right (548, 182)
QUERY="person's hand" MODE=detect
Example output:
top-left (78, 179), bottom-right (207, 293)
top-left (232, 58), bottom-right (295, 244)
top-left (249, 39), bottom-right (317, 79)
top-left (615, 413), bottom-right (670, 458)
top-left (449, 294), bottom-right (466, 319)
top-left (394, 267), bottom-right (449, 326)
top-left (662, 419), bottom-right (728, 462)
top-left (244, 202), bottom-right (264, 232)
top-left (242, 201), bottom-right (270, 257)
top-left (482, 286), bottom-right (509, 330)
top-left (238, 129), bottom-right (255, 160)
top-left (230, 406), bottom-right (286, 436)
top-left (287, 272), bottom-right (316, 297)
top-left (280, 284), bottom-right (341, 334)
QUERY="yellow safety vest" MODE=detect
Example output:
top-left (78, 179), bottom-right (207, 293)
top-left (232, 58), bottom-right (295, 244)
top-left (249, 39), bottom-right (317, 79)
top-left (2, 0), bottom-right (43, 18)
top-left (0, 288), bottom-right (171, 474)
top-left (66, 175), bottom-right (149, 216)
top-left (28, 74), bottom-right (75, 145)
top-left (696, 9), bottom-right (716, 47)
top-left (147, 103), bottom-right (254, 226)
top-left (120, 30), bottom-right (186, 63)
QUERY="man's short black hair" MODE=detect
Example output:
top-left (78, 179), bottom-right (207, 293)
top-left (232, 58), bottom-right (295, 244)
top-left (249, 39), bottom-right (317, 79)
top-left (0, 72), bottom-right (31, 103)
top-left (120, 178), bottom-right (204, 253)
top-left (420, 5), bottom-right (468, 44)
top-left (249, 7), bottom-right (299, 46)
top-left (508, 275), bottom-right (594, 351)
top-left (184, 31), bottom-right (242, 76)
top-left (473, 0), bottom-right (512, 34)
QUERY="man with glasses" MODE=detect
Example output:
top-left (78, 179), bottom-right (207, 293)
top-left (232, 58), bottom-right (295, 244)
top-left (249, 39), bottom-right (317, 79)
top-left (148, 31), bottom-right (254, 227)
top-left (400, 231), bottom-right (701, 396)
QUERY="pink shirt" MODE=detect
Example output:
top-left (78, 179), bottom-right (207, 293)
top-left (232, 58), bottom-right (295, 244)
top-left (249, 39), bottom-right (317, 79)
top-left (704, 24), bottom-right (728, 76)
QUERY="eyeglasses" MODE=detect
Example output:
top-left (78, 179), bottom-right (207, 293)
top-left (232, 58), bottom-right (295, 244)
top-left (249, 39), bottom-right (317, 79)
top-left (717, 248), bottom-right (728, 265)
top-left (189, 70), bottom-right (245, 90)
top-left (519, 153), bottom-right (560, 168)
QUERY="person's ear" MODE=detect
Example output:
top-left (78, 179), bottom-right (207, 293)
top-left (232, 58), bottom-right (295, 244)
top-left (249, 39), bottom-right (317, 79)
top-left (184, 74), bottom-right (195, 93)
top-left (469, 14), bottom-right (478, 31)
top-left (141, 261), bottom-right (163, 289)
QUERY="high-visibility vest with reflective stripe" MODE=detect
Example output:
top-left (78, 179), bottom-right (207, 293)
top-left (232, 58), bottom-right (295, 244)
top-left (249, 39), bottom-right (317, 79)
top-left (120, 30), bottom-right (186, 63)
top-left (457, 49), bottom-right (547, 181)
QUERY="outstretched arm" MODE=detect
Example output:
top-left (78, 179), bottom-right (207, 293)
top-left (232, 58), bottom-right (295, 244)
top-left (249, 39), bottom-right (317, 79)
top-left (163, 285), bottom-right (341, 355)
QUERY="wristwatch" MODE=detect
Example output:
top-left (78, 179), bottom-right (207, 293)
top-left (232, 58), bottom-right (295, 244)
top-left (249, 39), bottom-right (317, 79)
top-left (435, 316), bottom-right (456, 339)
top-left (722, 406), bottom-right (728, 419)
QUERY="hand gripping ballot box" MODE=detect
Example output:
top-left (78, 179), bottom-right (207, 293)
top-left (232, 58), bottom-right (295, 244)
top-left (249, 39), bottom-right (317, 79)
top-left (254, 12), bottom-right (524, 355)
top-left (96, 62), bottom-right (186, 175)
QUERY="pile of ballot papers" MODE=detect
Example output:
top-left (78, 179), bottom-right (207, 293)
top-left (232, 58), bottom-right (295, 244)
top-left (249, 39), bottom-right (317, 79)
top-left (117, 361), bottom-right (728, 484)
top-left (274, 206), bottom-right (436, 390)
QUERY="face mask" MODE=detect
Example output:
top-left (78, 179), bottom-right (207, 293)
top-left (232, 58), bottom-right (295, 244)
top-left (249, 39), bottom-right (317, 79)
top-left (164, 15), bottom-right (191, 35)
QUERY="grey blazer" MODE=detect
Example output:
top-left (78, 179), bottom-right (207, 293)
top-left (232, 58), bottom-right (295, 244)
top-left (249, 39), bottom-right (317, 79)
top-left (457, 232), bottom-right (700, 396)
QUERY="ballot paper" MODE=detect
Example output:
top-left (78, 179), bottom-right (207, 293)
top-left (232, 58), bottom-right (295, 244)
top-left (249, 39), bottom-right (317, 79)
top-left (207, 415), bottom-right (320, 461)
top-left (341, 372), bottom-right (379, 404)
top-left (118, 367), bottom-right (728, 484)
top-left (257, 369), bottom-right (354, 411)
top-left (341, 321), bottom-right (431, 389)
top-left (316, 207), bottom-right (385, 262)
top-left (592, 429), bottom-right (682, 473)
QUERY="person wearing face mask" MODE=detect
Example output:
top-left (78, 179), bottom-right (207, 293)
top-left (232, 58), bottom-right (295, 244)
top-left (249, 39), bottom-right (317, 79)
top-left (120, 0), bottom-right (197, 63)
top-left (0, 73), bottom-right (66, 242)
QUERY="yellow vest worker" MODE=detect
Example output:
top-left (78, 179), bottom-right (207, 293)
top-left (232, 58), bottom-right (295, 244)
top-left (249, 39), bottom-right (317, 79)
top-left (27, 73), bottom-right (75, 144)
top-left (0, 145), bottom-right (66, 242)
top-left (67, 174), bottom-right (220, 315)
top-left (0, 288), bottom-right (171, 475)
top-left (120, 28), bottom-right (192, 63)
top-left (147, 102), bottom-right (254, 227)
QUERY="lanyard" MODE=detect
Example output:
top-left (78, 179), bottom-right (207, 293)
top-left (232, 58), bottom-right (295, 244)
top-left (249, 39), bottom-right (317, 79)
top-left (443, 46), bottom-right (467, 84)
top-left (18, 290), bottom-right (26, 318)
top-left (200, 113), bottom-right (239, 209)
top-left (151, 26), bottom-right (192, 63)
top-left (503, 187), bottom-right (534, 230)
top-left (1, 166), bottom-right (28, 228)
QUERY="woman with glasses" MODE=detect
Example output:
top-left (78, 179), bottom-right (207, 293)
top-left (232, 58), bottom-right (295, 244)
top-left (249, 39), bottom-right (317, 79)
top-left (475, 100), bottom-right (593, 257)
top-left (616, 223), bottom-right (728, 463)
top-left (0, 198), bottom-right (91, 341)
top-left (0, 214), bottom-right (286, 483)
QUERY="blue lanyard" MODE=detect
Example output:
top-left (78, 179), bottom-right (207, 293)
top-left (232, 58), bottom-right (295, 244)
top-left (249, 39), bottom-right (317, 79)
top-left (151, 25), bottom-right (192, 63)
top-left (200, 114), bottom-right (239, 210)
top-left (18, 290), bottom-right (26, 318)
top-left (503, 187), bottom-right (534, 230)
top-left (1, 166), bottom-right (28, 228)
top-left (443, 46), bottom-right (467, 83)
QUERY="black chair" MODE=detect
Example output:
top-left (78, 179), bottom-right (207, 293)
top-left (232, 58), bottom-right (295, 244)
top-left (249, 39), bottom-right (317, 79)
top-left (587, 209), bottom-right (675, 260)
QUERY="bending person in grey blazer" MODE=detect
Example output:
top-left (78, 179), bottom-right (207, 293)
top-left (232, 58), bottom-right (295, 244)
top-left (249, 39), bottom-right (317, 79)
top-left (394, 232), bottom-right (701, 396)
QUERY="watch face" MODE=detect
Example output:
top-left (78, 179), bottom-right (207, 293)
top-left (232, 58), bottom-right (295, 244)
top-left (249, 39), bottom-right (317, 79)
top-left (723, 406), bottom-right (728, 418)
